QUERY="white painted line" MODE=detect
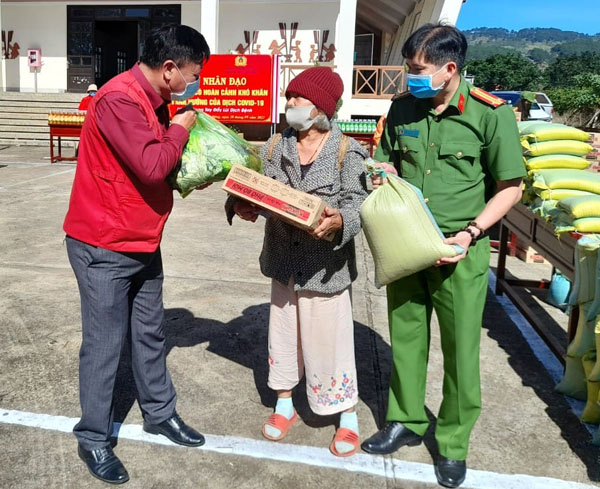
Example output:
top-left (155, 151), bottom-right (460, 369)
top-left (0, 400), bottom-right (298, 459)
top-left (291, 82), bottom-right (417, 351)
top-left (487, 270), bottom-right (592, 434)
top-left (0, 168), bottom-right (75, 190)
top-left (0, 408), bottom-right (595, 489)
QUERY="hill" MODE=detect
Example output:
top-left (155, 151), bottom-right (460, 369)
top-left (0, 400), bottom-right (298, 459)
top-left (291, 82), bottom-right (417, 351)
top-left (464, 27), bottom-right (600, 64)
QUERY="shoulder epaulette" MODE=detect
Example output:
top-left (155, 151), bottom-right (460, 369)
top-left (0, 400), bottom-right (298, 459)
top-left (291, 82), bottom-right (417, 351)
top-left (470, 87), bottom-right (505, 108)
top-left (392, 90), bottom-right (411, 101)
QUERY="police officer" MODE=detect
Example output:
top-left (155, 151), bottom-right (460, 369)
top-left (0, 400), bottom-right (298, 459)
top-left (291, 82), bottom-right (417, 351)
top-left (360, 24), bottom-right (525, 488)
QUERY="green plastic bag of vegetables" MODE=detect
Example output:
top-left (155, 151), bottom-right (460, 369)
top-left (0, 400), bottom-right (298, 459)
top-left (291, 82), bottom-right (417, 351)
top-left (169, 112), bottom-right (262, 197)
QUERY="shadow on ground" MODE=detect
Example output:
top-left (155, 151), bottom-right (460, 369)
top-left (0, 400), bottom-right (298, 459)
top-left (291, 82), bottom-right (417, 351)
top-left (484, 281), bottom-right (600, 481)
top-left (109, 280), bottom-right (599, 477)
top-left (110, 303), bottom-right (393, 433)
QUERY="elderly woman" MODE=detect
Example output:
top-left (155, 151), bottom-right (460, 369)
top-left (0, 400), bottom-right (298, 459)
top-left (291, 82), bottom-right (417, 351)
top-left (233, 67), bottom-right (368, 457)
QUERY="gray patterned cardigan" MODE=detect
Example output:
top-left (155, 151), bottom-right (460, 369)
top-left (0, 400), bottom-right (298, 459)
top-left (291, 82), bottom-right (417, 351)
top-left (258, 124), bottom-right (368, 294)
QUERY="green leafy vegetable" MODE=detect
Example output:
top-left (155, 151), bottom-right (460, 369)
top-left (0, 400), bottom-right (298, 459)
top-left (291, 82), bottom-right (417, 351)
top-left (168, 112), bottom-right (262, 197)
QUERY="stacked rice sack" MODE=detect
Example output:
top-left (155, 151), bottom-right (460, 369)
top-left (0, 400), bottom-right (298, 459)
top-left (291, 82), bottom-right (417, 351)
top-left (520, 122), bottom-right (598, 231)
top-left (518, 124), bottom-right (600, 436)
top-left (554, 235), bottom-right (600, 438)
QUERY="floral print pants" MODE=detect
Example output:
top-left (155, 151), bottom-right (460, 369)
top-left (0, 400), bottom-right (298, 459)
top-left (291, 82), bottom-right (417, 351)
top-left (267, 278), bottom-right (358, 416)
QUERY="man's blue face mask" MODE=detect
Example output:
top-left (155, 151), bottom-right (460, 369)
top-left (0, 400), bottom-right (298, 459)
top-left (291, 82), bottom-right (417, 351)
top-left (170, 64), bottom-right (200, 101)
top-left (406, 64), bottom-right (448, 99)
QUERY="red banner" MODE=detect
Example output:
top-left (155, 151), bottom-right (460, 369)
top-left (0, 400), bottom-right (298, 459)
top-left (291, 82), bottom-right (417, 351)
top-left (169, 54), bottom-right (279, 124)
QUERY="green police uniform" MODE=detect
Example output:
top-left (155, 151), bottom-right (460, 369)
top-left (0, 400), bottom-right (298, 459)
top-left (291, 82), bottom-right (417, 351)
top-left (374, 77), bottom-right (526, 460)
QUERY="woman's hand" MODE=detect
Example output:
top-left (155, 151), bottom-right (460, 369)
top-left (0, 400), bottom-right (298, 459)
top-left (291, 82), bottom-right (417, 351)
top-left (312, 206), bottom-right (343, 239)
top-left (370, 162), bottom-right (398, 189)
top-left (233, 200), bottom-right (260, 222)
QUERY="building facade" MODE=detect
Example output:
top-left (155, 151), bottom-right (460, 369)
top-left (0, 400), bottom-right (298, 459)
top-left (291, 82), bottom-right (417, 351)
top-left (0, 0), bottom-right (464, 118)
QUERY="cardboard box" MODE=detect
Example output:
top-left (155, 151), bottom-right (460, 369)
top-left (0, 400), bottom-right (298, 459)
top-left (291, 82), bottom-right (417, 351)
top-left (222, 164), bottom-right (333, 239)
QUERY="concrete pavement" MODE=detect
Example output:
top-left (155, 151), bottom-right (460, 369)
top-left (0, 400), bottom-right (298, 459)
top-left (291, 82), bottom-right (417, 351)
top-left (0, 144), bottom-right (598, 489)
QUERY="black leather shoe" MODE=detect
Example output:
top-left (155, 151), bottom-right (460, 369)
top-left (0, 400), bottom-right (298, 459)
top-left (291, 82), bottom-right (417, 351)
top-left (78, 444), bottom-right (129, 484)
top-left (143, 412), bottom-right (205, 447)
top-left (360, 422), bottom-right (422, 454)
top-left (435, 456), bottom-right (467, 488)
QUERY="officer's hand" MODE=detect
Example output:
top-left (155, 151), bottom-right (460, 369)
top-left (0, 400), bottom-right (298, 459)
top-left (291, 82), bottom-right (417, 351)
top-left (312, 206), bottom-right (342, 239)
top-left (233, 199), bottom-right (260, 222)
top-left (370, 163), bottom-right (398, 189)
top-left (172, 108), bottom-right (198, 131)
top-left (435, 231), bottom-right (471, 266)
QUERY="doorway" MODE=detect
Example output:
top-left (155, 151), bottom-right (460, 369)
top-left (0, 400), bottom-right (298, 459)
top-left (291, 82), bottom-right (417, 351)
top-left (67, 5), bottom-right (181, 92)
top-left (95, 21), bottom-right (138, 86)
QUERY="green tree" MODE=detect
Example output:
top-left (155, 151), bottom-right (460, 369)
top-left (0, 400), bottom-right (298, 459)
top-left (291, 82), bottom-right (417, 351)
top-left (464, 53), bottom-right (543, 91)
top-left (517, 28), bottom-right (585, 42)
top-left (464, 27), bottom-right (513, 40)
top-left (551, 39), bottom-right (600, 56)
top-left (466, 44), bottom-right (517, 62)
top-left (546, 73), bottom-right (600, 127)
top-left (545, 52), bottom-right (600, 87)
top-left (527, 47), bottom-right (554, 64)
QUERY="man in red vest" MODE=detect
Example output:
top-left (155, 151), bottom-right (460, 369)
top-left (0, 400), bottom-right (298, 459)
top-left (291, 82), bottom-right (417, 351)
top-left (63, 25), bottom-right (210, 484)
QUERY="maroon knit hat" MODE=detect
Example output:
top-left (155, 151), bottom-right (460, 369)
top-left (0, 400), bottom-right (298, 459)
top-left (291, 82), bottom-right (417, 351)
top-left (285, 67), bottom-right (344, 119)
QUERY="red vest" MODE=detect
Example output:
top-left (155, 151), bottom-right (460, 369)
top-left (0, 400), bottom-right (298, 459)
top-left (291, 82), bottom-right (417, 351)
top-left (63, 70), bottom-right (173, 252)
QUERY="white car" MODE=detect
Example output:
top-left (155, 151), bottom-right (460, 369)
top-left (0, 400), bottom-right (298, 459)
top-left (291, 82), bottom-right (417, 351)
top-left (535, 92), bottom-right (554, 120)
top-left (528, 101), bottom-right (552, 122)
top-left (490, 91), bottom-right (552, 122)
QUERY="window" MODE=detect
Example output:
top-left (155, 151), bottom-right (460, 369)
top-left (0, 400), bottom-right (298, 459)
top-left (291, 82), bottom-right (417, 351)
top-left (126, 8), bottom-right (150, 18)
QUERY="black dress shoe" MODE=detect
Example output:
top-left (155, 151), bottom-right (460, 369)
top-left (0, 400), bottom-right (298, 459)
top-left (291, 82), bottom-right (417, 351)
top-left (78, 444), bottom-right (129, 484)
top-left (360, 422), bottom-right (422, 454)
top-left (143, 412), bottom-right (205, 447)
top-left (435, 456), bottom-right (466, 488)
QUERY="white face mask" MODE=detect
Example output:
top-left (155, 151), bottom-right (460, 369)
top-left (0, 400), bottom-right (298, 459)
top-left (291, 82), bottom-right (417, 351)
top-left (286, 104), bottom-right (316, 131)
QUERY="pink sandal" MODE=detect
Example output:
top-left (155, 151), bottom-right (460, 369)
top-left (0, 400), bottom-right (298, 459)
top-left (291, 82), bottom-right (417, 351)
top-left (329, 427), bottom-right (360, 457)
top-left (261, 411), bottom-right (298, 441)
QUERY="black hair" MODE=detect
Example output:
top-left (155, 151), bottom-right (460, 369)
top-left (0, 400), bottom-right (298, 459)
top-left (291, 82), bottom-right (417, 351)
top-left (401, 23), bottom-right (468, 70)
top-left (140, 24), bottom-right (210, 69)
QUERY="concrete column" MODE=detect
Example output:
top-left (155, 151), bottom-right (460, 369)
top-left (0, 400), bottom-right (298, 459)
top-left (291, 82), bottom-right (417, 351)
top-left (200, 0), bottom-right (219, 54)
top-left (429, 0), bottom-right (464, 26)
top-left (0, 4), bottom-right (5, 91)
top-left (335, 0), bottom-right (357, 119)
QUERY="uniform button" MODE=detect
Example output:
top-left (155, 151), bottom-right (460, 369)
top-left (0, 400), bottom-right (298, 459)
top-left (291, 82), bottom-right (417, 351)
top-left (293, 241), bottom-right (299, 246)
top-left (426, 169), bottom-right (431, 175)
top-left (429, 142), bottom-right (435, 148)
top-left (297, 272), bottom-right (303, 277)
top-left (424, 198), bottom-right (430, 203)
top-left (457, 151), bottom-right (463, 158)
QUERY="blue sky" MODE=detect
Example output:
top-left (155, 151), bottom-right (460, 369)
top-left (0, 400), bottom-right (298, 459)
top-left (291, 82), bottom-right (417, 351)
top-left (456, 0), bottom-right (600, 35)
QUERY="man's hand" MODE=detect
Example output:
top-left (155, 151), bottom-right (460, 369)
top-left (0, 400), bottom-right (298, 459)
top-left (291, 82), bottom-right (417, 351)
top-left (435, 231), bottom-right (472, 266)
top-left (312, 206), bottom-right (343, 239)
top-left (171, 106), bottom-right (197, 131)
top-left (370, 162), bottom-right (398, 189)
top-left (233, 199), bottom-right (260, 223)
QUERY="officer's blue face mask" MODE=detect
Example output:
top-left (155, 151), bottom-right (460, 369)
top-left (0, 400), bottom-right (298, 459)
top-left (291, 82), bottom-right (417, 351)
top-left (170, 64), bottom-right (200, 101)
top-left (406, 64), bottom-right (448, 99)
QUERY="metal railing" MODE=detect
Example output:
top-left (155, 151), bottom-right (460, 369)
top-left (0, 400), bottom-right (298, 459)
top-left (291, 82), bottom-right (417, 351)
top-left (279, 64), bottom-right (405, 99)
top-left (353, 65), bottom-right (405, 98)
top-left (279, 64), bottom-right (335, 97)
